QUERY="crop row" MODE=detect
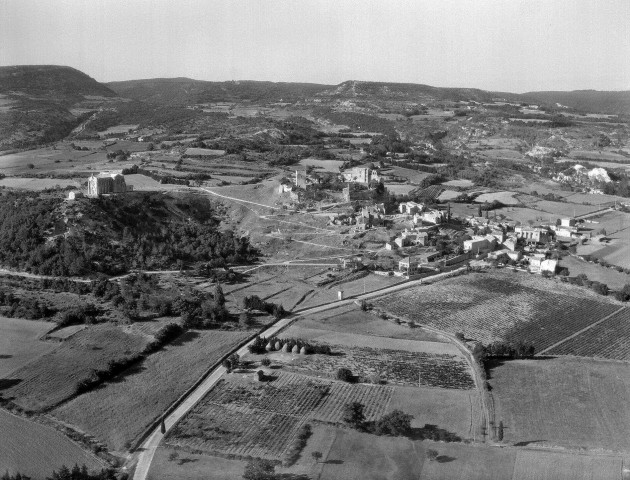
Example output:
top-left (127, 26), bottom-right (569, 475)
top-left (548, 308), bottom-right (630, 360)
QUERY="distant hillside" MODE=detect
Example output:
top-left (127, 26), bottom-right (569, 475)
top-left (317, 80), bottom-right (516, 103)
top-left (0, 65), bottom-right (117, 150)
top-left (106, 78), bottom-right (332, 105)
top-left (521, 90), bottom-right (630, 115)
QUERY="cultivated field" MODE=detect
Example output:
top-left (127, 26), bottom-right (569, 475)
top-left (548, 307), bottom-right (630, 360)
top-left (277, 345), bottom-right (474, 389)
top-left (490, 357), bottom-right (630, 451)
top-left (54, 329), bottom-right (249, 451)
top-left (0, 177), bottom-right (83, 190)
top-left (0, 317), bottom-right (55, 377)
top-left (374, 270), bottom-right (620, 349)
top-left (560, 256), bottom-right (630, 290)
top-left (5, 324), bottom-right (149, 411)
top-left (511, 450), bottom-right (622, 480)
top-left (0, 409), bottom-right (103, 479)
top-left (167, 371), bottom-right (394, 460)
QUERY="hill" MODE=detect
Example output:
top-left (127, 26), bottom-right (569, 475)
top-left (521, 90), bottom-right (630, 115)
top-left (316, 80), bottom-right (516, 103)
top-left (0, 190), bottom-right (257, 276)
top-left (0, 65), bottom-right (117, 150)
top-left (106, 78), bottom-right (332, 105)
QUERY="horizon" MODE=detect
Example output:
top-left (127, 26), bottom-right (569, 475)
top-left (1, 0), bottom-right (630, 93)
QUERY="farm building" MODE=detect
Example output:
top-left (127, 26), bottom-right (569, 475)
top-left (399, 201), bottom-right (424, 214)
top-left (87, 172), bottom-right (132, 197)
top-left (528, 255), bottom-right (558, 274)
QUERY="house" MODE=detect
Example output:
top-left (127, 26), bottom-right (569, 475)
top-left (528, 255), bottom-right (557, 274)
top-left (87, 172), bottom-right (130, 197)
top-left (560, 218), bottom-right (576, 227)
top-left (398, 201), bottom-right (424, 215)
top-left (398, 256), bottom-right (423, 277)
top-left (384, 242), bottom-right (396, 250)
top-left (294, 170), bottom-right (322, 189)
top-left (67, 191), bottom-right (84, 200)
top-left (341, 257), bottom-right (363, 270)
top-left (341, 167), bottom-right (379, 184)
top-left (420, 209), bottom-right (444, 225)
top-left (342, 184), bottom-right (373, 202)
top-left (503, 236), bottom-right (518, 251)
top-left (464, 236), bottom-right (493, 254)
top-left (278, 183), bottom-right (293, 194)
top-left (515, 226), bottom-right (551, 244)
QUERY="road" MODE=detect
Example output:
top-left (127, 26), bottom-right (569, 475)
top-left (131, 266), bottom-right (470, 480)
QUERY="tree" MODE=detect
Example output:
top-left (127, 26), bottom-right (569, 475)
top-left (336, 367), bottom-right (354, 383)
top-left (239, 311), bottom-right (253, 328)
top-left (374, 410), bottom-right (413, 436)
top-left (426, 449), bottom-right (439, 462)
top-left (214, 283), bottom-right (225, 306)
top-left (342, 401), bottom-right (365, 429)
top-left (160, 416), bottom-right (166, 434)
top-left (498, 421), bottom-right (504, 441)
top-left (311, 451), bottom-right (322, 463)
top-left (242, 458), bottom-right (276, 480)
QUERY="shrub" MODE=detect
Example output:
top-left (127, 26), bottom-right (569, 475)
top-left (373, 410), bottom-right (413, 436)
top-left (342, 402), bottom-right (365, 428)
top-left (261, 358), bottom-right (271, 367)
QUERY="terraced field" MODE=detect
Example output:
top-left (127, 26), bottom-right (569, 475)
top-left (167, 372), bottom-right (394, 460)
top-left (374, 271), bottom-right (620, 350)
top-left (548, 308), bottom-right (630, 360)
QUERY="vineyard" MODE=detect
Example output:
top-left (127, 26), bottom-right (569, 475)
top-left (287, 346), bottom-right (474, 389)
top-left (547, 308), bottom-right (630, 360)
top-left (373, 271), bottom-right (620, 350)
top-left (167, 372), bottom-right (394, 459)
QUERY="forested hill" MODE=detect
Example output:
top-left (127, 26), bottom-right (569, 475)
top-left (0, 191), bottom-right (257, 277)
top-left (0, 65), bottom-right (116, 103)
top-left (521, 90), bottom-right (630, 115)
top-left (106, 78), bottom-right (333, 105)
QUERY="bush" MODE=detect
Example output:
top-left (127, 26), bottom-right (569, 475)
top-left (336, 367), bottom-right (354, 383)
top-left (261, 358), bottom-right (271, 367)
top-left (373, 410), bottom-right (413, 436)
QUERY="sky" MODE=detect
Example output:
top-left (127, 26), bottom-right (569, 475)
top-left (1, 0), bottom-right (629, 93)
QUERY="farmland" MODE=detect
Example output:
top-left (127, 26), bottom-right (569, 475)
top-left (511, 450), bottom-right (622, 480)
top-left (489, 357), bottom-right (630, 451)
top-left (166, 371), bottom-right (394, 459)
top-left (294, 306), bottom-right (449, 342)
top-left (53, 329), bottom-right (249, 451)
top-left (4, 324), bottom-right (149, 411)
top-left (0, 409), bottom-right (103, 479)
top-left (275, 345), bottom-right (474, 389)
top-left (547, 307), bottom-right (630, 360)
top-left (0, 317), bottom-right (55, 377)
top-left (374, 270), bottom-right (621, 349)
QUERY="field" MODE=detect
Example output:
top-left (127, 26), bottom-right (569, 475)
top-left (418, 442), bottom-right (517, 480)
top-left (167, 371), bottom-right (394, 460)
top-left (560, 256), bottom-right (630, 289)
top-left (147, 447), bottom-right (246, 480)
top-left (319, 427), bottom-right (424, 480)
top-left (0, 409), bottom-right (103, 479)
top-left (4, 324), bottom-right (149, 411)
top-left (490, 357), bottom-right (630, 451)
top-left (475, 191), bottom-right (520, 205)
top-left (374, 270), bottom-right (621, 349)
top-left (279, 327), bottom-right (458, 355)
top-left (97, 124), bottom-right (138, 136)
top-left (0, 317), bottom-right (56, 377)
top-left (0, 177), bottom-right (83, 190)
top-left (294, 306), bottom-right (449, 342)
top-left (275, 345), bottom-right (474, 389)
top-left (54, 329), bottom-right (249, 451)
top-left (298, 158), bottom-right (345, 172)
top-left (547, 307), bottom-right (630, 360)
top-left (511, 450), bottom-right (622, 480)
top-left (46, 324), bottom-right (86, 340)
